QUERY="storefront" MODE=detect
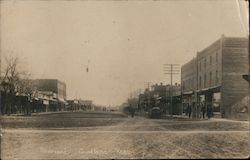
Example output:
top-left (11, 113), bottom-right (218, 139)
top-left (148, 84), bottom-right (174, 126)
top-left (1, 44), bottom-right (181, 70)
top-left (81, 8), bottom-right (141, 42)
top-left (181, 91), bottom-right (194, 115)
top-left (197, 85), bottom-right (221, 117)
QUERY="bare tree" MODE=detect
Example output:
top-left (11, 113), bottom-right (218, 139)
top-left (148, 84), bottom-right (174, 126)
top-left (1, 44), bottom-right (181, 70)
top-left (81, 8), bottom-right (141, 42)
top-left (17, 78), bottom-right (37, 115)
top-left (0, 55), bottom-right (33, 115)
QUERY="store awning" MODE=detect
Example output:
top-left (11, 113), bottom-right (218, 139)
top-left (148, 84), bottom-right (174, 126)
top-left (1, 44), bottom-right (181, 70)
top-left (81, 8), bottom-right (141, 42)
top-left (58, 97), bottom-right (67, 104)
top-left (182, 91), bottom-right (194, 95)
top-left (49, 98), bottom-right (57, 102)
top-left (197, 85), bottom-right (221, 94)
top-left (154, 97), bottom-right (162, 100)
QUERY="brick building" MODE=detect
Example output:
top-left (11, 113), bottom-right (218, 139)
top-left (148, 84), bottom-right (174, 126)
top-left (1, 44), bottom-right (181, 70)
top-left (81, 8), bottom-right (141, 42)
top-left (181, 35), bottom-right (249, 119)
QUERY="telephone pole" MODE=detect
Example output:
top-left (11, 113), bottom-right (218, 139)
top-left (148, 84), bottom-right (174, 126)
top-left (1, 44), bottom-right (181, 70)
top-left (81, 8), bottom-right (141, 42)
top-left (163, 64), bottom-right (180, 118)
top-left (144, 82), bottom-right (153, 112)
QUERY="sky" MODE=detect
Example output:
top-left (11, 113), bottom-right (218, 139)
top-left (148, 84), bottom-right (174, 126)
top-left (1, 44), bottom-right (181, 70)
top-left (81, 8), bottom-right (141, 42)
top-left (0, 0), bottom-right (248, 106)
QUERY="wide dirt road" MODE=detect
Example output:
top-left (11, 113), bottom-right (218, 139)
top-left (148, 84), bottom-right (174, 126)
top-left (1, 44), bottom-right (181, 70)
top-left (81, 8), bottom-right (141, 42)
top-left (1, 112), bottom-right (250, 159)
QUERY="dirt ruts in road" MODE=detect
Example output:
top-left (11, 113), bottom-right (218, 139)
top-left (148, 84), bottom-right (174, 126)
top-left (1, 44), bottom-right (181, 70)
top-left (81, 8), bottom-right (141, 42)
top-left (1, 117), bottom-right (249, 159)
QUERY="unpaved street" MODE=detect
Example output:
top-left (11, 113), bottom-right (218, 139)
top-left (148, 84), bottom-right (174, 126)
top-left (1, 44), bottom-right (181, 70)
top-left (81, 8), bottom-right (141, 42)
top-left (1, 112), bottom-right (250, 159)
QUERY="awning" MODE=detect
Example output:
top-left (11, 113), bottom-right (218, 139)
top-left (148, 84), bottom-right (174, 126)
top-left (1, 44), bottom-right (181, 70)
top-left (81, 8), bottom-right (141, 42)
top-left (182, 91), bottom-right (194, 95)
top-left (58, 97), bottom-right (67, 104)
top-left (197, 85), bottom-right (221, 94)
top-left (49, 98), bottom-right (57, 102)
top-left (155, 97), bottom-right (162, 100)
top-left (40, 97), bottom-right (50, 100)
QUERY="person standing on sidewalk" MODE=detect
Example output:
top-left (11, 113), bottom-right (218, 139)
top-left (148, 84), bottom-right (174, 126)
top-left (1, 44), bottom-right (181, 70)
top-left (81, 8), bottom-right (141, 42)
top-left (187, 103), bottom-right (192, 118)
top-left (201, 102), bottom-right (206, 119)
top-left (207, 103), bottom-right (213, 119)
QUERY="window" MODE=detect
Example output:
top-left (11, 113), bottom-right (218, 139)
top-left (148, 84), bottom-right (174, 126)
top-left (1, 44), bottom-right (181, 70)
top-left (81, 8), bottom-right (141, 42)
top-left (209, 71), bottom-right (212, 86)
top-left (189, 79), bottom-right (191, 89)
top-left (216, 70), bottom-right (219, 84)
top-left (193, 77), bottom-right (195, 89)
top-left (204, 58), bottom-right (207, 70)
top-left (199, 76), bottom-right (202, 89)
top-left (200, 61), bottom-right (202, 71)
top-left (210, 56), bottom-right (212, 65)
top-left (191, 78), bottom-right (194, 89)
top-left (216, 52), bottom-right (218, 62)
top-left (204, 74), bottom-right (207, 88)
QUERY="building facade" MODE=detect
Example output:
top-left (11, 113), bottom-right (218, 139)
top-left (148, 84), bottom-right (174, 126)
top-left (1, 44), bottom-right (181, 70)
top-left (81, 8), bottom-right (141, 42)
top-left (137, 83), bottom-right (181, 115)
top-left (181, 35), bottom-right (249, 119)
top-left (33, 79), bottom-right (67, 112)
top-left (181, 58), bottom-right (198, 116)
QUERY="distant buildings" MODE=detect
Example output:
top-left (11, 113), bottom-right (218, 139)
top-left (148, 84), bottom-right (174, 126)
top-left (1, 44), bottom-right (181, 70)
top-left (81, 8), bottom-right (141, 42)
top-left (32, 79), bottom-right (67, 112)
top-left (67, 99), bottom-right (93, 111)
top-left (0, 78), bottom-right (68, 115)
top-left (136, 83), bottom-right (181, 115)
top-left (78, 100), bottom-right (93, 110)
top-left (181, 35), bottom-right (249, 119)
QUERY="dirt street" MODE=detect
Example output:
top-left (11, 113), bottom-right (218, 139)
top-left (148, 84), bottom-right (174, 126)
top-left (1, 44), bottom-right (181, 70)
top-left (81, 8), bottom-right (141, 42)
top-left (1, 112), bottom-right (249, 159)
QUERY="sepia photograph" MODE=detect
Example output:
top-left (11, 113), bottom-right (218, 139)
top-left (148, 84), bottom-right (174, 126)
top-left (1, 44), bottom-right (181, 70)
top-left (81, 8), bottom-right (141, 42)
top-left (0, 0), bottom-right (249, 159)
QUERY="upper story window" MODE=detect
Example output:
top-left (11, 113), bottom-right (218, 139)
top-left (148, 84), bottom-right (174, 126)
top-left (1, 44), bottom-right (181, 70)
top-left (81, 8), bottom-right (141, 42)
top-left (204, 74), bottom-right (207, 88)
top-left (193, 77), bottom-right (195, 89)
top-left (199, 76), bottom-right (202, 89)
top-left (204, 58), bottom-right (207, 70)
top-left (191, 78), bottom-right (193, 90)
top-left (216, 70), bottom-right (219, 84)
top-left (216, 52), bottom-right (218, 62)
top-left (189, 79), bottom-right (192, 90)
top-left (209, 71), bottom-right (212, 86)
top-left (199, 61), bottom-right (202, 71)
top-left (210, 56), bottom-right (212, 65)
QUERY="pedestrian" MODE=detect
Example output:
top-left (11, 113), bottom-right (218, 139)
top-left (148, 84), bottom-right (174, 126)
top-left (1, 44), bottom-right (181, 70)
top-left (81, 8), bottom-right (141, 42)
top-left (129, 107), bottom-right (135, 118)
top-left (187, 104), bottom-right (192, 118)
top-left (129, 105), bottom-right (135, 118)
top-left (207, 103), bottom-right (212, 119)
top-left (201, 103), bottom-right (206, 119)
top-left (131, 108), bottom-right (135, 118)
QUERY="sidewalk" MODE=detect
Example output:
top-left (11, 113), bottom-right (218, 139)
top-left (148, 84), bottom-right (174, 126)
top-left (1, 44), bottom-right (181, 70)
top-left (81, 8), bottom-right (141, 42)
top-left (210, 118), bottom-right (250, 123)
top-left (0, 111), bottom-right (71, 117)
top-left (162, 114), bottom-right (249, 122)
top-left (31, 111), bottom-right (70, 116)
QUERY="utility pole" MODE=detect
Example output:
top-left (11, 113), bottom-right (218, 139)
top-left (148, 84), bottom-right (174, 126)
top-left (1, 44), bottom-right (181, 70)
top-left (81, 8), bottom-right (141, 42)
top-left (163, 64), bottom-right (180, 118)
top-left (144, 82), bottom-right (153, 112)
top-left (147, 82), bottom-right (150, 111)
